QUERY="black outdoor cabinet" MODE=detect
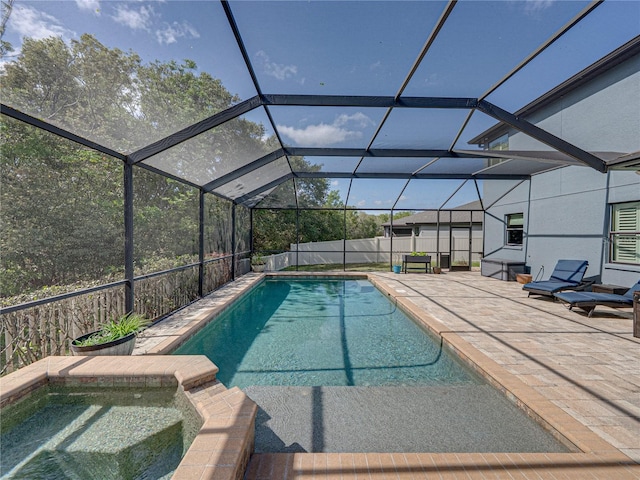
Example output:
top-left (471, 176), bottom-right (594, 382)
top-left (481, 258), bottom-right (527, 281)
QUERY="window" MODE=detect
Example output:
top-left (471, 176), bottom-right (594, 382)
top-left (489, 134), bottom-right (508, 151)
top-left (487, 134), bottom-right (508, 167)
top-left (505, 213), bottom-right (524, 246)
top-left (610, 201), bottom-right (640, 264)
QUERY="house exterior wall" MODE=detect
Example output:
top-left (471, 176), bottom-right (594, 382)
top-left (484, 53), bottom-right (640, 286)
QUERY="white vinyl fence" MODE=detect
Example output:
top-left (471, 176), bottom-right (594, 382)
top-left (261, 232), bottom-right (483, 271)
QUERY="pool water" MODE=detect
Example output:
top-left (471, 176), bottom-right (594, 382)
top-left (174, 279), bottom-right (480, 388)
top-left (1, 386), bottom-right (199, 480)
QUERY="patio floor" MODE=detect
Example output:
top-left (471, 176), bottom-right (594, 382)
top-left (135, 271), bottom-right (640, 479)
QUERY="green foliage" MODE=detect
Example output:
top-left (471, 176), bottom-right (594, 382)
top-left (72, 313), bottom-right (150, 347)
top-left (253, 205), bottom-right (390, 254)
top-left (133, 169), bottom-right (200, 274)
top-left (251, 255), bottom-right (266, 265)
top-left (0, 117), bottom-right (124, 296)
top-left (1, 34), bottom-right (257, 300)
top-left (346, 210), bottom-right (383, 240)
top-left (377, 211), bottom-right (414, 223)
top-left (410, 252), bottom-right (427, 256)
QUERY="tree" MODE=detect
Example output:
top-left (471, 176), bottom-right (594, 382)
top-left (2, 35), bottom-right (140, 151)
top-left (346, 210), bottom-right (382, 239)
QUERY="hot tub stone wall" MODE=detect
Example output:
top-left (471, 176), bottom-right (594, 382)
top-left (0, 355), bottom-right (256, 480)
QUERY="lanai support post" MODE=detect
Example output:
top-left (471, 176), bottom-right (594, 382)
top-left (198, 190), bottom-right (205, 297)
top-left (436, 210), bottom-right (440, 269)
top-left (124, 161), bottom-right (135, 314)
top-left (390, 209), bottom-right (394, 271)
top-left (231, 203), bottom-right (236, 280)
top-left (249, 208), bottom-right (254, 256)
top-left (343, 207), bottom-right (347, 271)
top-left (295, 209), bottom-right (300, 271)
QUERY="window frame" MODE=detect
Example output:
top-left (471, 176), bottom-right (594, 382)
top-left (609, 201), bottom-right (640, 265)
top-left (505, 212), bottom-right (524, 247)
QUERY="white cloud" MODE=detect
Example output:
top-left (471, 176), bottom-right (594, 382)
top-left (9, 5), bottom-right (75, 40)
top-left (277, 112), bottom-right (374, 147)
top-left (423, 73), bottom-right (439, 86)
top-left (111, 5), bottom-right (154, 31)
top-left (76, 0), bottom-right (101, 15)
top-left (331, 180), bottom-right (340, 186)
top-left (334, 112), bottom-right (373, 129)
top-left (370, 60), bottom-right (382, 70)
top-left (255, 50), bottom-right (297, 80)
top-left (523, 0), bottom-right (554, 14)
top-left (278, 123), bottom-right (360, 147)
top-left (357, 200), bottom-right (367, 207)
top-left (156, 21), bottom-right (200, 45)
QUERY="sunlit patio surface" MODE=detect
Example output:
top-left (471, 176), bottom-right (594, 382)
top-left (128, 270), bottom-right (640, 479)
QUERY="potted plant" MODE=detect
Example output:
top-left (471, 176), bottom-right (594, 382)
top-left (70, 312), bottom-right (149, 356)
top-left (251, 255), bottom-right (266, 272)
top-left (391, 253), bottom-right (402, 273)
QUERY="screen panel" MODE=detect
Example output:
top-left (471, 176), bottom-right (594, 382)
top-left (403, 0), bottom-right (592, 98)
top-left (269, 106), bottom-right (387, 148)
top-left (0, 116), bottom-right (124, 299)
top-left (143, 108), bottom-right (276, 186)
top-left (133, 167), bottom-right (199, 275)
top-left (371, 108), bottom-right (470, 150)
top-left (230, 0), bottom-right (446, 96)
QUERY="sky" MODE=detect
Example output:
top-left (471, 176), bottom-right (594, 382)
top-left (2, 0), bottom-right (639, 210)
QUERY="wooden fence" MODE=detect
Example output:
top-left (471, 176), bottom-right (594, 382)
top-left (134, 266), bottom-right (200, 320)
top-left (1, 258), bottom-right (238, 376)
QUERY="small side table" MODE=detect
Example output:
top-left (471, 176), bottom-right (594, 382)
top-left (516, 274), bottom-right (533, 284)
top-left (591, 284), bottom-right (628, 295)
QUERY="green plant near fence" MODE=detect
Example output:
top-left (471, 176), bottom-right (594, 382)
top-left (0, 285), bottom-right (126, 375)
top-left (72, 313), bottom-right (150, 347)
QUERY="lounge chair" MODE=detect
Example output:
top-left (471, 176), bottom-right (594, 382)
top-left (522, 259), bottom-right (590, 297)
top-left (554, 280), bottom-right (640, 317)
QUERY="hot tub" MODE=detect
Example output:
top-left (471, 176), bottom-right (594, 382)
top-left (1, 356), bottom-right (256, 480)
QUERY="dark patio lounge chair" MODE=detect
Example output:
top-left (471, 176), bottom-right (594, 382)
top-left (522, 259), bottom-right (590, 297)
top-left (554, 280), bottom-right (640, 317)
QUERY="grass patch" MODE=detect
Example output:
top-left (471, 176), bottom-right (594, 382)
top-left (280, 261), bottom-right (481, 272)
top-left (282, 263), bottom-right (392, 272)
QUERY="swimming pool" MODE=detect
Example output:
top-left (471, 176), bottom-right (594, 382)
top-left (171, 276), bottom-right (570, 454)
top-left (174, 278), bottom-right (480, 388)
